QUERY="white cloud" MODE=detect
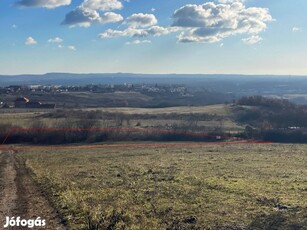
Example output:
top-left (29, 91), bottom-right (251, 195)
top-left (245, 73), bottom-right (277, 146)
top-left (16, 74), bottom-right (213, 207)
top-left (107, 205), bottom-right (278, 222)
top-left (25, 37), bottom-right (37, 45)
top-left (172, 1), bottom-right (272, 43)
top-left (99, 11), bottom-right (178, 40)
top-left (125, 40), bottom-right (151, 45)
top-left (68, 45), bottom-right (76, 51)
top-left (62, 6), bottom-right (102, 27)
top-left (98, 1), bottom-right (272, 44)
top-left (292, 27), bottom-right (302, 32)
top-left (62, 0), bottom-right (123, 27)
top-left (57, 44), bottom-right (77, 51)
top-left (147, 26), bottom-right (179, 36)
top-left (16, 0), bottom-right (71, 9)
top-left (82, 0), bottom-right (122, 11)
top-left (242, 35), bottom-right (263, 44)
top-left (99, 26), bottom-right (178, 39)
top-left (48, 37), bottom-right (63, 43)
top-left (125, 13), bottom-right (157, 28)
top-left (99, 28), bottom-right (148, 38)
top-left (101, 12), bottom-right (123, 24)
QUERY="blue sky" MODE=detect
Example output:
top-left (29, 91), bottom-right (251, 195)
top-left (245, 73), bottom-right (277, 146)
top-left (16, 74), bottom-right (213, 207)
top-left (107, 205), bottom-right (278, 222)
top-left (0, 0), bottom-right (306, 75)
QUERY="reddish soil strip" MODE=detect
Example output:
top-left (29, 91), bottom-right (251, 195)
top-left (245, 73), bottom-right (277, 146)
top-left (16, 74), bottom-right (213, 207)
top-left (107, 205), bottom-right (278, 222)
top-left (0, 141), bottom-right (272, 152)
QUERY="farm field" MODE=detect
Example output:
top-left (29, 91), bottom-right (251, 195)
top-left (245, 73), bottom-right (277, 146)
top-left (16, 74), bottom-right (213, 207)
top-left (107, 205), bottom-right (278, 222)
top-left (0, 104), bottom-right (230, 122)
top-left (13, 143), bottom-right (307, 229)
top-left (0, 105), bottom-right (244, 139)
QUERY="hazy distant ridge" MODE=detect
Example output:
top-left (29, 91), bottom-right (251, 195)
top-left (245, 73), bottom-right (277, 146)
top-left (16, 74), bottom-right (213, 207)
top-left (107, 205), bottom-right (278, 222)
top-left (0, 73), bottom-right (305, 86)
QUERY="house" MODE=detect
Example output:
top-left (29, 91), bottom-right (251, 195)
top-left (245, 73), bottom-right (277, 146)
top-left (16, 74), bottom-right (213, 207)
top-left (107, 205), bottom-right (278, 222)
top-left (14, 97), bottom-right (56, 109)
top-left (14, 97), bottom-right (30, 108)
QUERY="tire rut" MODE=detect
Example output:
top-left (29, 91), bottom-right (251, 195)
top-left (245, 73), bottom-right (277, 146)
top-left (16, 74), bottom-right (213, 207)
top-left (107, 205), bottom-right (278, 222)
top-left (0, 150), bottom-right (66, 229)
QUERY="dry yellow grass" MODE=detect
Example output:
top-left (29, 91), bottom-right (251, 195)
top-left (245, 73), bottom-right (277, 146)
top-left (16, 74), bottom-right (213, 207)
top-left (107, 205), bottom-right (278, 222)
top-left (84, 104), bottom-right (229, 115)
top-left (17, 143), bottom-right (307, 229)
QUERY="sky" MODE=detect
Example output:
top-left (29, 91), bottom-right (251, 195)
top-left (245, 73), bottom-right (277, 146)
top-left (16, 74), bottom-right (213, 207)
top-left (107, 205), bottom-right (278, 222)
top-left (0, 0), bottom-right (307, 75)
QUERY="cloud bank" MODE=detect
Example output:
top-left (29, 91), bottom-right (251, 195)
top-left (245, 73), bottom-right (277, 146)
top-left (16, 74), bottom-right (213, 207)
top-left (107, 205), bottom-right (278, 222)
top-left (173, 1), bottom-right (273, 43)
top-left (16, 0), bottom-right (273, 45)
top-left (98, 0), bottom-right (272, 44)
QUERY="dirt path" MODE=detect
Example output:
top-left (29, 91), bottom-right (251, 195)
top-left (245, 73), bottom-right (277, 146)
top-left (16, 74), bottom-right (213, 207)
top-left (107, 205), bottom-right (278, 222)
top-left (0, 150), bottom-right (66, 229)
top-left (0, 150), bottom-right (18, 220)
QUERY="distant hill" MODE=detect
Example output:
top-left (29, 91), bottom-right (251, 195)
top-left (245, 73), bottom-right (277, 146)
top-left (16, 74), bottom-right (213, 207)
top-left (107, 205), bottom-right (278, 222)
top-left (0, 72), bottom-right (304, 86)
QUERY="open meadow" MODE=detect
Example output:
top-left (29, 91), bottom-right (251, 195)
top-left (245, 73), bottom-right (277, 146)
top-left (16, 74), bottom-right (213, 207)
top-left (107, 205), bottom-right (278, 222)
top-left (0, 105), bottom-right (235, 128)
top-left (14, 143), bottom-right (307, 229)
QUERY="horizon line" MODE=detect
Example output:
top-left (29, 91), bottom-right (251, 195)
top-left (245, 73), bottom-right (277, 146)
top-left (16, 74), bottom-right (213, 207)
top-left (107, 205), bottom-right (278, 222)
top-left (0, 72), bottom-right (307, 77)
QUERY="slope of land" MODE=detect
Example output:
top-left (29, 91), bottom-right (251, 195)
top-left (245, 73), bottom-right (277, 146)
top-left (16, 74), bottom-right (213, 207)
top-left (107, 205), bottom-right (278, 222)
top-left (16, 143), bottom-right (307, 229)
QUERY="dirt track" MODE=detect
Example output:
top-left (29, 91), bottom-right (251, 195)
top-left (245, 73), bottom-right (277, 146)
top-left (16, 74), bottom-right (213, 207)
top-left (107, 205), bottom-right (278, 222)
top-left (0, 150), bottom-right (66, 229)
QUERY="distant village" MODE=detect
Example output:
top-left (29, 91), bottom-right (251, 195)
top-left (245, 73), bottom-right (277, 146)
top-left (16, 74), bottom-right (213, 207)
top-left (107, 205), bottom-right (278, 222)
top-left (0, 83), bottom-right (189, 95)
top-left (0, 83), bottom-right (191, 109)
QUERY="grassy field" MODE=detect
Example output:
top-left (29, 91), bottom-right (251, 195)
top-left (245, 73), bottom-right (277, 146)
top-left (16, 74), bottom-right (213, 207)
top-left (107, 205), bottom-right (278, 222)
top-left (0, 105), bottom-right (244, 134)
top-left (86, 104), bottom-right (230, 115)
top-left (16, 143), bottom-right (307, 229)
